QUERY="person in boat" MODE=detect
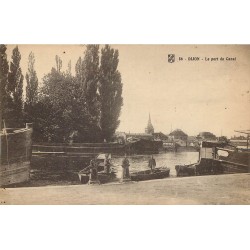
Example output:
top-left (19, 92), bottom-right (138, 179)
top-left (121, 154), bottom-right (130, 180)
top-left (148, 155), bottom-right (156, 171)
top-left (104, 154), bottom-right (111, 174)
top-left (89, 159), bottom-right (99, 184)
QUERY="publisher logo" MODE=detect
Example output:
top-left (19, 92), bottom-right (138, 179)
top-left (168, 54), bottom-right (175, 63)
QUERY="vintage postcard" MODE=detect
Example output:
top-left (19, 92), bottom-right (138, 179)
top-left (0, 44), bottom-right (249, 204)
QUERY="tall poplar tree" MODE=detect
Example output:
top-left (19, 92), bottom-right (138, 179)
top-left (55, 55), bottom-right (62, 72)
top-left (80, 45), bottom-right (101, 140)
top-left (26, 52), bottom-right (38, 106)
top-left (7, 46), bottom-right (24, 127)
top-left (75, 57), bottom-right (83, 82)
top-left (99, 45), bottom-right (123, 141)
top-left (82, 45), bottom-right (100, 118)
top-left (0, 44), bottom-right (9, 129)
top-left (23, 52), bottom-right (40, 139)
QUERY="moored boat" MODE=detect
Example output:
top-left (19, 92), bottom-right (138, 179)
top-left (78, 170), bottom-right (117, 184)
top-left (0, 123), bottom-right (33, 187)
top-left (130, 167), bottom-right (170, 181)
top-left (126, 138), bottom-right (163, 154)
top-left (78, 154), bottom-right (117, 184)
top-left (175, 141), bottom-right (250, 177)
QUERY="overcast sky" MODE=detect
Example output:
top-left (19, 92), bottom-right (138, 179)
top-left (6, 45), bottom-right (250, 137)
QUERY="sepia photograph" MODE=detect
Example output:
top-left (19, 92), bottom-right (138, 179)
top-left (0, 44), bottom-right (249, 205)
top-left (1, 2), bottom-right (250, 250)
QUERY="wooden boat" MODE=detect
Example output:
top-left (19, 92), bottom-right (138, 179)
top-left (130, 167), bottom-right (170, 181)
top-left (78, 154), bottom-right (116, 184)
top-left (0, 123), bottom-right (33, 187)
top-left (175, 141), bottom-right (250, 177)
top-left (126, 138), bottom-right (163, 154)
top-left (78, 170), bottom-right (117, 184)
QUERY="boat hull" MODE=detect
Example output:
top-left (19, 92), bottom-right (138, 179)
top-left (196, 158), bottom-right (249, 175)
top-left (78, 171), bottom-right (116, 184)
top-left (175, 164), bottom-right (196, 177)
top-left (176, 158), bottom-right (249, 177)
top-left (0, 126), bottom-right (32, 187)
top-left (130, 168), bottom-right (170, 182)
top-left (0, 161), bottom-right (30, 186)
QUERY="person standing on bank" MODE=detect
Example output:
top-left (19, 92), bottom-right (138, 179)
top-left (121, 154), bottom-right (130, 181)
top-left (148, 155), bottom-right (156, 172)
top-left (88, 159), bottom-right (100, 184)
top-left (104, 154), bottom-right (111, 174)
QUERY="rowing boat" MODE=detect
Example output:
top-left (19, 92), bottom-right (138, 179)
top-left (130, 167), bottom-right (170, 181)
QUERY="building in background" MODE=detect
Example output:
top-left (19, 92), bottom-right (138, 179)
top-left (169, 129), bottom-right (188, 141)
top-left (145, 113), bottom-right (154, 134)
top-left (197, 132), bottom-right (217, 142)
top-left (187, 136), bottom-right (199, 147)
top-left (153, 132), bottom-right (168, 141)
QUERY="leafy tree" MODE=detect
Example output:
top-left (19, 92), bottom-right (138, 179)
top-left (99, 45), bottom-right (123, 141)
top-left (0, 44), bottom-right (9, 129)
top-left (40, 66), bottom-right (94, 142)
top-left (26, 99), bottom-right (54, 142)
top-left (7, 46), bottom-right (24, 127)
top-left (27, 44), bottom-right (123, 143)
top-left (41, 67), bottom-right (71, 141)
top-left (218, 136), bottom-right (229, 143)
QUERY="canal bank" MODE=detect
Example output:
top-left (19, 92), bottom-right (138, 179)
top-left (1, 173), bottom-right (249, 205)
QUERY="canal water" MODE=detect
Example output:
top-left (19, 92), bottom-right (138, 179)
top-left (26, 151), bottom-right (199, 187)
top-left (112, 151), bottom-right (199, 178)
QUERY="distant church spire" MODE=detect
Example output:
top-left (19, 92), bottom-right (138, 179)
top-left (145, 113), bottom-right (154, 134)
top-left (148, 113), bottom-right (152, 127)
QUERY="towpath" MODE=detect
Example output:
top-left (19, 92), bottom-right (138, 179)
top-left (1, 173), bottom-right (249, 205)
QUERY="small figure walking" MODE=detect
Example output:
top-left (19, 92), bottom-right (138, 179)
top-left (148, 155), bottom-right (156, 172)
top-left (121, 154), bottom-right (131, 182)
top-left (88, 159), bottom-right (100, 185)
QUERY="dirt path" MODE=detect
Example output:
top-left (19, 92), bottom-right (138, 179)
top-left (1, 173), bottom-right (250, 205)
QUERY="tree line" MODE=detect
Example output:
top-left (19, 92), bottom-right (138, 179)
top-left (0, 45), bottom-right (123, 143)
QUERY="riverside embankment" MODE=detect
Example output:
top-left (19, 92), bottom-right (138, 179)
top-left (1, 173), bottom-right (249, 205)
